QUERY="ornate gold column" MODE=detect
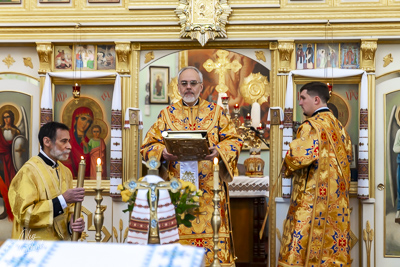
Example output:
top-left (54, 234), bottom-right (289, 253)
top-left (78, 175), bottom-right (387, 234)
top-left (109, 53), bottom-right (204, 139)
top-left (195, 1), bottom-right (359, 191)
top-left (36, 42), bottom-right (52, 96)
top-left (360, 39), bottom-right (377, 199)
top-left (115, 42), bottom-right (137, 182)
top-left (268, 40), bottom-right (294, 267)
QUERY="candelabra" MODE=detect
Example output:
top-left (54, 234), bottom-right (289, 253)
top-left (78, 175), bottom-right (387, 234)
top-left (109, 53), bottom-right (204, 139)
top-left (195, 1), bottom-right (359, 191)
top-left (94, 188), bottom-right (105, 242)
top-left (210, 188), bottom-right (221, 267)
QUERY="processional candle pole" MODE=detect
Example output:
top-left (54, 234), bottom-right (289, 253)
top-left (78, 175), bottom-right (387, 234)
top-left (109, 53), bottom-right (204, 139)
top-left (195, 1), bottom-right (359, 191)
top-left (72, 156), bottom-right (85, 241)
top-left (94, 158), bottom-right (104, 242)
top-left (211, 157), bottom-right (222, 267)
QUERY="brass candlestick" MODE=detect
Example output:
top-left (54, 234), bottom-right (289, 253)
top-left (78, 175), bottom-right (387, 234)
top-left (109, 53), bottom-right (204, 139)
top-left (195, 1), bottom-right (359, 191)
top-left (210, 189), bottom-right (221, 267)
top-left (94, 188), bottom-right (104, 242)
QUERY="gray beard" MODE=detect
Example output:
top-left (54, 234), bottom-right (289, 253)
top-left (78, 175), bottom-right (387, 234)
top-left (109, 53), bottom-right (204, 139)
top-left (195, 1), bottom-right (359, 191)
top-left (50, 146), bottom-right (70, 161)
top-left (183, 94), bottom-right (197, 104)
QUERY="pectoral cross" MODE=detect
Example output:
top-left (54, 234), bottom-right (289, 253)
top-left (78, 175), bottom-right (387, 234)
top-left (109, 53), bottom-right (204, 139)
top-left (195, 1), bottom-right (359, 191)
top-left (191, 207), bottom-right (207, 224)
top-left (203, 50), bottom-right (242, 93)
top-left (129, 178), bottom-right (181, 244)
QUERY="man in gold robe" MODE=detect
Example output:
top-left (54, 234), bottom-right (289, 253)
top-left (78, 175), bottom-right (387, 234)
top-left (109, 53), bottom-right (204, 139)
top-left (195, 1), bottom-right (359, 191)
top-left (9, 122), bottom-right (85, 240)
top-left (278, 82), bottom-right (352, 266)
top-left (141, 66), bottom-right (243, 266)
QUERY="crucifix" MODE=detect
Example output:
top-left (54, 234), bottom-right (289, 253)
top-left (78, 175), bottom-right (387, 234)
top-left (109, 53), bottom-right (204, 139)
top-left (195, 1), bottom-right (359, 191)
top-left (128, 178), bottom-right (181, 244)
top-left (203, 50), bottom-right (243, 93)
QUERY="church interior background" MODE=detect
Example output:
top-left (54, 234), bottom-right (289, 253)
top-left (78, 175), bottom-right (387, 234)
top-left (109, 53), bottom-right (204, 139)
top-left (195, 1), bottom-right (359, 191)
top-left (0, 0), bottom-right (400, 266)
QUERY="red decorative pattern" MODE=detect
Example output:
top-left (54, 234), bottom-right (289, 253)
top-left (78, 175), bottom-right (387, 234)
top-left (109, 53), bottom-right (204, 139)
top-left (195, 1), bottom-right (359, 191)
top-left (40, 108), bottom-right (52, 126)
top-left (358, 159), bottom-right (368, 180)
top-left (111, 109), bottom-right (122, 129)
top-left (110, 158), bottom-right (122, 178)
top-left (360, 108), bottom-right (368, 130)
top-left (284, 108), bottom-right (293, 128)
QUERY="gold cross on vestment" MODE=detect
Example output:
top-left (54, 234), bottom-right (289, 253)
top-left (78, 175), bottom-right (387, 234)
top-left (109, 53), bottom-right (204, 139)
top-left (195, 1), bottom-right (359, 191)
top-left (203, 50), bottom-right (242, 93)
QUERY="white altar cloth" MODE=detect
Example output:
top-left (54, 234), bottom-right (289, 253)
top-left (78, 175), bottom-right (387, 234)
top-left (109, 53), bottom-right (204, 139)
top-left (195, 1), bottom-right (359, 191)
top-left (0, 240), bottom-right (205, 267)
top-left (228, 176), bottom-right (269, 198)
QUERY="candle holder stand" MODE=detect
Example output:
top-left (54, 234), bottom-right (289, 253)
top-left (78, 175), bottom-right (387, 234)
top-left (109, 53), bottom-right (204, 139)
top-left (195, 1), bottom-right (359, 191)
top-left (210, 188), bottom-right (222, 267)
top-left (94, 188), bottom-right (104, 242)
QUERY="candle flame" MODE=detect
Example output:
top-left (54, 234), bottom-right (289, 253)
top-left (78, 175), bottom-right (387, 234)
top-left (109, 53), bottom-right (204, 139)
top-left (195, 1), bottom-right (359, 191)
top-left (81, 156), bottom-right (84, 160)
top-left (97, 158), bottom-right (101, 165)
top-left (214, 157), bottom-right (218, 165)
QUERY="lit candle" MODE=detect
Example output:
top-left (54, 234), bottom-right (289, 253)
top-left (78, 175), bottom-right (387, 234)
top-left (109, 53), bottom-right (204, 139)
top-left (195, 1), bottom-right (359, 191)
top-left (246, 113), bottom-right (251, 120)
top-left (213, 157), bottom-right (219, 190)
top-left (234, 103), bottom-right (239, 110)
top-left (96, 158), bottom-right (102, 189)
top-left (257, 123), bottom-right (263, 130)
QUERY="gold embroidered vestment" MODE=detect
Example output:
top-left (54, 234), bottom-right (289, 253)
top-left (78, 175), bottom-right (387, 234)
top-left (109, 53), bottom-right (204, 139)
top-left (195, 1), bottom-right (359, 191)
top-left (278, 111), bottom-right (352, 267)
top-left (141, 98), bottom-right (243, 266)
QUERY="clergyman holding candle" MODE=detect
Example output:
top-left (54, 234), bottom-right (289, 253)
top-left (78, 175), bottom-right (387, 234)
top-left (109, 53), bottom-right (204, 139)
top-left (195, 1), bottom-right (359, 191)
top-left (8, 122), bottom-right (86, 241)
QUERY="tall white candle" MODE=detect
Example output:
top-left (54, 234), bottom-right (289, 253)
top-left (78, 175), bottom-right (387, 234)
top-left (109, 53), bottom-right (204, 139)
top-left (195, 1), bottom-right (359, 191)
top-left (213, 157), bottom-right (219, 190)
top-left (251, 102), bottom-right (261, 128)
top-left (96, 158), bottom-right (102, 189)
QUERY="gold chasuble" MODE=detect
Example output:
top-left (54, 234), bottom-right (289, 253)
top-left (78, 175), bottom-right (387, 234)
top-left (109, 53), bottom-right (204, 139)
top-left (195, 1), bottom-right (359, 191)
top-left (278, 111), bottom-right (352, 267)
top-left (9, 156), bottom-right (73, 241)
top-left (141, 98), bottom-right (243, 266)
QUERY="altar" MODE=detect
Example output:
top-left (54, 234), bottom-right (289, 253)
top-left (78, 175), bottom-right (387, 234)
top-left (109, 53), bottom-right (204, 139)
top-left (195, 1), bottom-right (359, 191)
top-left (228, 176), bottom-right (269, 267)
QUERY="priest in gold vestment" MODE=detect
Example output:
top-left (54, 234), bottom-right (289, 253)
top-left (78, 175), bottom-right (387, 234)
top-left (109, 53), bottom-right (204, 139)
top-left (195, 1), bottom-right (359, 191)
top-left (141, 66), bottom-right (243, 266)
top-left (9, 122), bottom-right (85, 240)
top-left (278, 82), bottom-right (352, 267)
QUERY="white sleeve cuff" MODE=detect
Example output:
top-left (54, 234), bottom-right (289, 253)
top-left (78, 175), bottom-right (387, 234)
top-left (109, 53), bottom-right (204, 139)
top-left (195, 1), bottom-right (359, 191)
top-left (58, 195), bottom-right (68, 209)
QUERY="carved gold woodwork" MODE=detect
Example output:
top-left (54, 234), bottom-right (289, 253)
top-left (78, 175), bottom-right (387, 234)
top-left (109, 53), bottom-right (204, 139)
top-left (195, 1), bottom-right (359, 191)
top-left (23, 57), bottom-right (33, 69)
top-left (203, 49), bottom-right (242, 93)
top-left (144, 51), bottom-right (155, 63)
top-left (175, 0), bottom-right (232, 46)
top-left (239, 73), bottom-right (270, 105)
top-left (115, 42), bottom-right (131, 74)
top-left (255, 51), bottom-right (266, 62)
top-left (168, 77), bottom-right (181, 104)
top-left (363, 220), bottom-right (374, 267)
top-left (36, 43), bottom-right (52, 74)
top-left (277, 41), bottom-right (294, 73)
top-left (2, 54), bottom-right (15, 69)
top-left (383, 53), bottom-right (393, 67)
top-left (112, 219), bottom-right (129, 243)
top-left (360, 39), bottom-right (377, 73)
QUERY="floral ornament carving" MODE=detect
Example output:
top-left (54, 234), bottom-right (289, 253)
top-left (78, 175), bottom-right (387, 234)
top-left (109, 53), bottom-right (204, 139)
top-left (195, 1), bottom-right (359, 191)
top-left (23, 57), bottom-right (33, 69)
top-left (2, 54), bottom-right (15, 69)
top-left (240, 73), bottom-right (270, 105)
top-left (360, 40), bottom-right (377, 72)
top-left (175, 0), bottom-right (232, 46)
top-left (36, 43), bottom-right (52, 74)
top-left (383, 53), bottom-right (393, 67)
top-left (144, 51), bottom-right (155, 64)
top-left (278, 41), bottom-right (294, 73)
top-left (255, 51), bottom-right (266, 62)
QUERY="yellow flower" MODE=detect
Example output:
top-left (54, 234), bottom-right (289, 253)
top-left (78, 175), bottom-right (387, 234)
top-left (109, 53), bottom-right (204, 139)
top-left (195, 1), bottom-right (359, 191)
top-left (180, 180), bottom-right (189, 189)
top-left (196, 190), bottom-right (203, 197)
top-left (192, 196), bottom-right (199, 202)
top-left (189, 183), bottom-right (196, 192)
top-left (117, 184), bottom-right (124, 191)
top-left (138, 177), bottom-right (144, 182)
top-left (121, 190), bottom-right (133, 202)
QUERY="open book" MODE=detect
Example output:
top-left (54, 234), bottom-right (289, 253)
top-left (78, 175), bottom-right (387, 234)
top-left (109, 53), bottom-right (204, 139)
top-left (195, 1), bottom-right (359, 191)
top-left (163, 130), bottom-right (209, 161)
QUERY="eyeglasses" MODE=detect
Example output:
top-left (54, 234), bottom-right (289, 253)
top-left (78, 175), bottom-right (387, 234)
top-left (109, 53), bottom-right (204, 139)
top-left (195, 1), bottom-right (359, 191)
top-left (179, 80), bottom-right (202, 86)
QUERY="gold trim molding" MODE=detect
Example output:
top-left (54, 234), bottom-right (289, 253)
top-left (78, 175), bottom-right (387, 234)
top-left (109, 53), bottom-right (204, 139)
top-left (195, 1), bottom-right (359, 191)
top-left (360, 39), bottom-right (377, 73)
top-left (175, 0), bottom-right (232, 46)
